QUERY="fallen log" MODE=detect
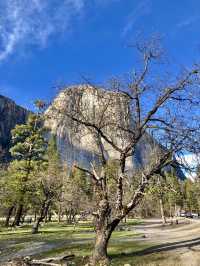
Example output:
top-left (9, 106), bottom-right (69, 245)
top-left (32, 254), bottom-right (75, 265)
top-left (6, 254), bottom-right (75, 266)
top-left (34, 254), bottom-right (75, 263)
top-left (31, 262), bottom-right (59, 266)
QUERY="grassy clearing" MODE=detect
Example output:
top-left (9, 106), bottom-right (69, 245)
top-left (0, 220), bottom-right (179, 265)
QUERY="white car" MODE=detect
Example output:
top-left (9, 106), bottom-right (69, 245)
top-left (180, 212), bottom-right (186, 217)
top-left (192, 213), bottom-right (199, 218)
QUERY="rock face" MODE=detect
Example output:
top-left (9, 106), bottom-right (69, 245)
top-left (0, 88), bottom-right (184, 179)
top-left (0, 87), bottom-right (184, 178)
top-left (45, 85), bottom-right (163, 173)
top-left (0, 95), bottom-right (29, 163)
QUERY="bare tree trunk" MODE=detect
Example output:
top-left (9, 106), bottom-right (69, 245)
top-left (58, 203), bottom-right (62, 223)
top-left (66, 208), bottom-right (74, 224)
top-left (91, 218), bottom-right (121, 266)
top-left (12, 204), bottom-right (23, 226)
top-left (48, 211), bottom-right (52, 222)
top-left (5, 205), bottom-right (15, 227)
top-left (92, 229), bottom-right (110, 265)
top-left (21, 209), bottom-right (28, 224)
top-left (169, 201), bottom-right (173, 225)
top-left (34, 211), bottom-right (37, 222)
top-left (90, 197), bottom-right (115, 266)
top-left (174, 203), bottom-right (178, 224)
top-left (159, 197), bottom-right (166, 225)
top-left (32, 200), bottom-right (51, 234)
top-left (32, 217), bottom-right (42, 234)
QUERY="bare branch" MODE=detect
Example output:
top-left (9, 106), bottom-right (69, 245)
top-left (141, 68), bottom-right (200, 129)
top-left (73, 164), bottom-right (99, 184)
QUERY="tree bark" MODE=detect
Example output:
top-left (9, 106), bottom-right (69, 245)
top-left (32, 217), bottom-right (42, 234)
top-left (159, 197), bottom-right (166, 225)
top-left (169, 201), bottom-right (173, 225)
top-left (5, 205), bottom-right (15, 227)
top-left (90, 197), bottom-right (116, 266)
top-left (12, 204), bottom-right (23, 226)
top-left (92, 229), bottom-right (110, 265)
top-left (174, 203), bottom-right (178, 224)
top-left (21, 209), bottom-right (27, 224)
top-left (48, 211), bottom-right (52, 222)
top-left (58, 203), bottom-right (62, 223)
top-left (32, 200), bottom-right (51, 234)
top-left (34, 211), bottom-right (37, 222)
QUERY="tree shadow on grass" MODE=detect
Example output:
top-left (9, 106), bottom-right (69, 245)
top-left (112, 237), bottom-right (200, 259)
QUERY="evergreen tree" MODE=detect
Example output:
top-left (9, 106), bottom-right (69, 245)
top-left (9, 102), bottom-right (47, 226)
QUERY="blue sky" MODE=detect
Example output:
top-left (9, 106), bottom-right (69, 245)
top-left (0, 0), bottom-right (200, 110)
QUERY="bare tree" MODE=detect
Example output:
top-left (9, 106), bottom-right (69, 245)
top-left (47, 39), bottom-right (200, 265)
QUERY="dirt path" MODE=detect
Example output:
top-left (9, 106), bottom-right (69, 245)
top-left (133, 218), bottom-right (200, 266)
top-left (0, 238), bottom-right (92, 264)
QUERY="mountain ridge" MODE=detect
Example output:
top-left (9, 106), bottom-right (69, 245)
top-left (0, 95), bottom-right (29, 163)
top-left (45, 85), bottom-right (184, 178)
top-left (0, 88), bottom-right (185, 180)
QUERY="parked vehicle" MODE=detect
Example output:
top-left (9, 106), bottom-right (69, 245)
top-left (180, 211), bottom-right (186, 217)
top-left (185, 212), bottom-right (193, 218)
top-left (192, 212), bottom-right (198, 218)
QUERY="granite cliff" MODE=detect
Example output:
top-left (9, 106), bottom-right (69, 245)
top-left (45, 85), bottom-right (164, 174)
top-left (0, 87), bottom-right (184, 179)
top-left (0, 95), bottom-right (29, 163)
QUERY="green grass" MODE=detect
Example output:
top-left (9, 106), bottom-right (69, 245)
top-left (0, 220), bottom-right (178, 265)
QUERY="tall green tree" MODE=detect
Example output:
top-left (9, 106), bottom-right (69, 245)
top-left (9, 101), bottom-right (47, 226)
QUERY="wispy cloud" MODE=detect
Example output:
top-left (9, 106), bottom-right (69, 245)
top-left (176, 15), bottom-right (200, 29)
top-left (0, 0), bottom-right (90, 61)
top-left (122, 0), bottom-right (152, 37)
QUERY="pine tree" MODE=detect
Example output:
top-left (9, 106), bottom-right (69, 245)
top-left (9, 102), bottom-right (47, 226)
